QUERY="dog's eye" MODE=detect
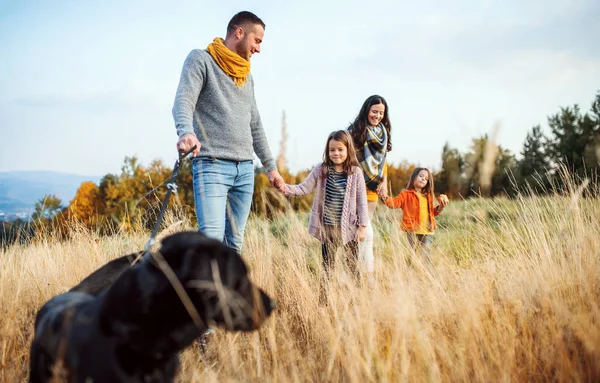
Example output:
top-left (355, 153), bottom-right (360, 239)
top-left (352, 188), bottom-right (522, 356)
top-left (234, 278), bottom-right (248, 292)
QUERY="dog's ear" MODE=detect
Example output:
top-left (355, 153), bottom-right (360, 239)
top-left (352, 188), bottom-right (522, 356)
top-left (158, 231), bottom-right (211, 257)
top-left (156, 231), bottom-right (250, 284)
top-left (157, 231), bottom-right (236, 281)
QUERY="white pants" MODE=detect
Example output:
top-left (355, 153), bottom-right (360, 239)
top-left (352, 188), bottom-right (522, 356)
top-left (358, 218), bottom-right (375, 273)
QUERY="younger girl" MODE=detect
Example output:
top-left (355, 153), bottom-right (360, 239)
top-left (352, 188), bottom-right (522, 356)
top-left (379, 167), bottom-right (449, 264)
top-left (284, 130), bottom-right (369, 277)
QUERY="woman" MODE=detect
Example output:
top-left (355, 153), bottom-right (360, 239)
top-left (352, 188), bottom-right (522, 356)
top-left (348, 95), bottom-right (392, 279)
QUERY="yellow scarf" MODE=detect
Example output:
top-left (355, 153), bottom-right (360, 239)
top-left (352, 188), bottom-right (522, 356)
top-left (206, 37), bottom-right (250, 87)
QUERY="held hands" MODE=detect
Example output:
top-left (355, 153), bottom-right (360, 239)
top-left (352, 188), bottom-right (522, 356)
top-left (177, 134), bottom-right (201, 157)
top-left (437, 194), bottom-right (449, 208)
top-left (376, 182), bottom-right (388, 200)
top-left (268, 170), bottom-right (286, 193)
top-left (377, 186), bottom-right (389, 202)
top-left (355, 226), bottom-right (367, 242)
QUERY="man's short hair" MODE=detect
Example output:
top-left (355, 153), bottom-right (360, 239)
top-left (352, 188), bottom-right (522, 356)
top-left (226, 11), bottom-right (265, 36)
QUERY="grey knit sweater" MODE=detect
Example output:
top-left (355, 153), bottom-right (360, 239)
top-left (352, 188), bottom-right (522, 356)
top-left (172, 49), bottom-right (275, 172)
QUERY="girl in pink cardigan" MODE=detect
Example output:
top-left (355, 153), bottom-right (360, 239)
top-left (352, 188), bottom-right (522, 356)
top-left (284, 130), bottom-right (369, 278)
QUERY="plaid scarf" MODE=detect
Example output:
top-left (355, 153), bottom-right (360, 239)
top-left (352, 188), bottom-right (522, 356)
top-left (358, 124), bottom-right (388, 192)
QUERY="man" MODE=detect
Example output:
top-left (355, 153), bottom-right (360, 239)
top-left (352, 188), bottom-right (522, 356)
top-left (173, 11), bottom-right (284, 252)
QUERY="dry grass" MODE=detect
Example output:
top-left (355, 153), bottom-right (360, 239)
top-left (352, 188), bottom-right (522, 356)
top-left (1, 186), bottom-right (599, 382)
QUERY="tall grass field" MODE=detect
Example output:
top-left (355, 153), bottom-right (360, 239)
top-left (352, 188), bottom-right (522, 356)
top-left (1, 184), bottom-right (599, 382)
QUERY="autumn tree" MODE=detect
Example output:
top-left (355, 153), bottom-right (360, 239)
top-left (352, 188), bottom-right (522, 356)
top-left (286, 168), bottom-right (313, 212)
top-left (32, 194), bottom-right (64, 220)
top-left (174, 156), bottom-right (195, 208)
top-left (68, 181), bottom-right (101, 228)
top-left (386, 161), bottom-right (416, 195)
top-left (251, 170), bottom-right (272, 217)
top-left (251, 167), bottom-right (291, 218)
top-left (96, 156), bottom-right (175, 231)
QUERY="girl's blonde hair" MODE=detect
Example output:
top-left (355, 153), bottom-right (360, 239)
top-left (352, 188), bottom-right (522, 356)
top-left (321, 130), bottom-right (360, 177)
top-left (406, 167), bottom-right (435, 195)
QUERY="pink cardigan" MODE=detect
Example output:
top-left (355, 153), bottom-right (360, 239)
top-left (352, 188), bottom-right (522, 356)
top-left (285, 163), bottom-right (368, 245)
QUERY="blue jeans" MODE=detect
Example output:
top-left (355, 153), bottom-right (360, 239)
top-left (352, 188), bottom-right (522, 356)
top-left (191, 158), bottom-right (254, 252)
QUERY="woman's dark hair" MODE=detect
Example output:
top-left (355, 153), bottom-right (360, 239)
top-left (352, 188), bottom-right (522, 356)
top-left (321, 130), bottom-right (360, 178)
top-left (348, 95), bottom-right (392, 153)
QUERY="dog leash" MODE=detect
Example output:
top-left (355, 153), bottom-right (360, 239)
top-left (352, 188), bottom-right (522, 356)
top-left (143, 145), bottom-right (197, 256)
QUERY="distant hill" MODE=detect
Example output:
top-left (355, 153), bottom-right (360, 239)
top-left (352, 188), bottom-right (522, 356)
top-left (0, 171), bottom-right (101, 216)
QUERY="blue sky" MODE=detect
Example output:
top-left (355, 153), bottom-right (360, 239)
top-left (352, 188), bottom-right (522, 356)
top-left (1, 0), bottom-right (598, 177)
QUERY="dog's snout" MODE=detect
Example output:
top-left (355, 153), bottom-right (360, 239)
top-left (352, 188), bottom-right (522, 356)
top-left (259, 289), bottom-right (275, 316)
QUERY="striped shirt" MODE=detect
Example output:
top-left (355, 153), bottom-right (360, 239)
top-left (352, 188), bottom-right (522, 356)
top-left (323, 169), bottom-right (348, 225)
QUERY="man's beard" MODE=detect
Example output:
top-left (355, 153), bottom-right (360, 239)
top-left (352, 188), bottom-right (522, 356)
top-left (235, 41), bottom-right (250, 60)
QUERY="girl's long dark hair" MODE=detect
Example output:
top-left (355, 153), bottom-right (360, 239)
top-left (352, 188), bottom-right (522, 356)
top-left (321, 130), bottom-right (360, 178)
top-left (348, 95), bottom-right (392, 153)
top-left (406, 167), bottom-right (434, 195)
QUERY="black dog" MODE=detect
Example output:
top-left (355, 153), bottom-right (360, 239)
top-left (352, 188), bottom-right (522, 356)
top-left (29, 231), bottom-right (275, 382)
top-left (69, 251), bottom-right (142, 297)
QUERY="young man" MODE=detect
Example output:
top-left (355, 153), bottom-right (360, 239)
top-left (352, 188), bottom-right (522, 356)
top-left (173, 11), bottom-right (284, 252)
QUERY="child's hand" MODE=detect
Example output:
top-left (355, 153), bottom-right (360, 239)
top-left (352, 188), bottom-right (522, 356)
top-left (376, 183), bottom-right (388, 200)
top-left (276, 179), bottom-right (286, 193)
top-left (268, 170), bottom-right (286, 193)
top-left (355, 226), bottom-right (366, 242)
top-left (378, 190), bottom-right (388, 202)
top-left (438, 194), bottom-right (449, 208)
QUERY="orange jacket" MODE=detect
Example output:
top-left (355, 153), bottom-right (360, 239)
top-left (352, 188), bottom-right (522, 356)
top-left (383, 189), bottom-right (442, 232)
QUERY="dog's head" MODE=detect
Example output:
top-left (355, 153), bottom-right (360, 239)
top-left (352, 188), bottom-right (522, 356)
top-left (99, 231), bottom-right (274, 346)
top-left (153, 231), bottom-right (275, 332)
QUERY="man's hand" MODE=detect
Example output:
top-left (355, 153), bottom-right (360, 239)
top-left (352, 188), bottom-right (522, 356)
top-left (437, 194), bottom-right (449, 208)
top-left (177, 133), bottom-right (201, 157)
top-left (355, 226), bottom-right (367, 242)
top-left (268, 170), bottom-right (285, 192)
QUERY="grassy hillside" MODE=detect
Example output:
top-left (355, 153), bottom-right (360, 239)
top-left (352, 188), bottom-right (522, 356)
top-left (1, 190), bottom-right (598, 382)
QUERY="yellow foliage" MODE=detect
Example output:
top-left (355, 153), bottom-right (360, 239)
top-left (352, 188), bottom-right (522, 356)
top-left (387, 161), bottom-right (417, 195)
top-left (68, 181), bottom-right (101, 228)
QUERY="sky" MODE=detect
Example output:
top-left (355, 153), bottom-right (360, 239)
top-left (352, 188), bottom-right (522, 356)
top-left (0, 0), bottom-right (599, 177)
